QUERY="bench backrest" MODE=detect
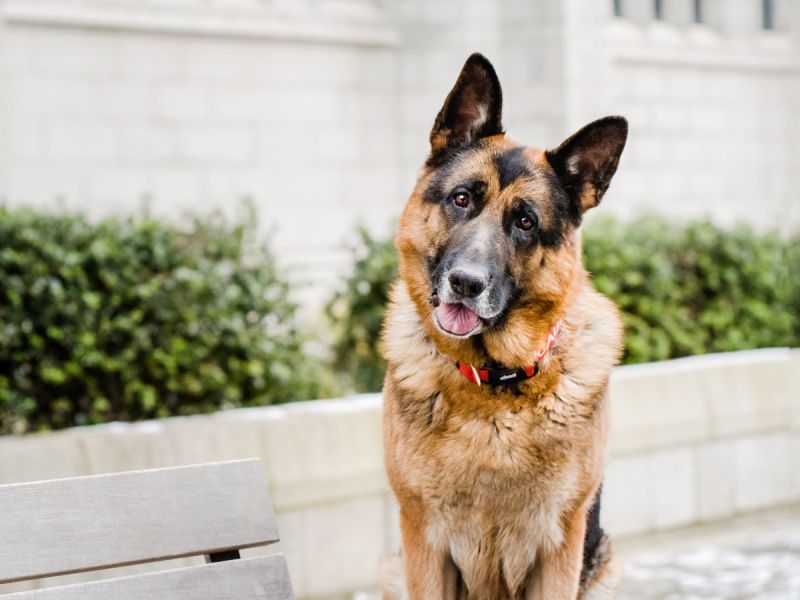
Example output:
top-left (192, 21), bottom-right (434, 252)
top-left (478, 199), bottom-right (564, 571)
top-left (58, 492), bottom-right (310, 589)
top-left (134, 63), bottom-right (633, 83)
top-left (0, 459), bottom-right (294, 599)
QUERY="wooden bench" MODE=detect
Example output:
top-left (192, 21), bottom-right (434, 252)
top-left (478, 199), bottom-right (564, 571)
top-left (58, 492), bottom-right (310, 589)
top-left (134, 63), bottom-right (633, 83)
top-left (0, 459), bottom-right (294, 599)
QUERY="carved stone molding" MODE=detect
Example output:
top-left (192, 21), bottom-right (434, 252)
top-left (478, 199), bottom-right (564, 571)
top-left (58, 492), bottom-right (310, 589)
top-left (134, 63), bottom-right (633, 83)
top-left (0, 0), bottom-right (399, 47)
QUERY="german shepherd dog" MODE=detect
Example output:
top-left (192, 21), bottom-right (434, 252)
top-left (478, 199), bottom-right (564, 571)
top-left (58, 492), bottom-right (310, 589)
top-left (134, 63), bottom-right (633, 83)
top-left (381, 54), bottom-right (628, 600)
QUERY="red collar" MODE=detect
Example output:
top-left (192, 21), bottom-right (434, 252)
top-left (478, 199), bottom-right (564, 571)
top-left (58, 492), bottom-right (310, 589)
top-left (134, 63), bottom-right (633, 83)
top-left (456, 319), bottom-right (563, 386)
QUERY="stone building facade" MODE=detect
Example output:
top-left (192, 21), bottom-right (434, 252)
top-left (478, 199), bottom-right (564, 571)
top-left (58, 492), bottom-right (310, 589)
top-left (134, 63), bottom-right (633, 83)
top-left (0, 0), bottom-right (798, 303)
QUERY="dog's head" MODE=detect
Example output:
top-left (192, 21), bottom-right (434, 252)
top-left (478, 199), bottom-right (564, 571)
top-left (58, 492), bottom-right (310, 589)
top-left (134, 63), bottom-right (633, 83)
top-left (397, 53), bottom-right (627, 357)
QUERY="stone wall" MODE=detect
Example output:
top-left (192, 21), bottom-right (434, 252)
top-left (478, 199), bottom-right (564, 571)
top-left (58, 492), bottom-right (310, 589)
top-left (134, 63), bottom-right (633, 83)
top-left (0, 0), bottom-right (401, 306)
top-left (394, 0), bottom-right (567, 193)
top-left (1, 348), bottom-right (798, 598)
top-left (1, 0), bottom-right (799, 307)
top-left (564, 0), bottom-right (800, 232)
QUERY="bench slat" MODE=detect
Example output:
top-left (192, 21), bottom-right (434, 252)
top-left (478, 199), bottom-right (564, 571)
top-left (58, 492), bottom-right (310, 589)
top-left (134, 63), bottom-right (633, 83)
top-left (2, 555), bottom-right (294, 599)
top-left (0, 460), bottom-right (278, 584)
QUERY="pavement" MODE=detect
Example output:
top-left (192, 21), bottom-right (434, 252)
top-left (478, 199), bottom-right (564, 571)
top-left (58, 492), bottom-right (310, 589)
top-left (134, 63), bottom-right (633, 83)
top-left (617, 504), bottom-right (800, 600)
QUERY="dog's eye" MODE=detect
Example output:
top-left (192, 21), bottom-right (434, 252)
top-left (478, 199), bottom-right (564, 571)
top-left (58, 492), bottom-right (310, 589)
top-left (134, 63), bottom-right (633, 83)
top-left (516, 216), bottom-right (535, 231)
top-left (452, 192), bottom-right (471, 208)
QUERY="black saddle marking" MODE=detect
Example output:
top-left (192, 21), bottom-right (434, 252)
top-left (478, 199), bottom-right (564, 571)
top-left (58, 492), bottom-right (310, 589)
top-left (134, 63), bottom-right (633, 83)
top-left (580, 484), bottom-right (605, 585)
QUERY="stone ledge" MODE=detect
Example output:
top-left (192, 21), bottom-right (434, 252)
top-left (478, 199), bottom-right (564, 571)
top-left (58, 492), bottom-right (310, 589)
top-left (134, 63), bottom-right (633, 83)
top-left (1, 0), bottom-right (399, 47)
top-left (611, 42), bottom-right (800, 73)
top-left (609, 348), bottom-right (798, 455)
top-left (791, 349), bottom-right (800, 431)
top-left (1, 349), bottom-right (797, 598)
top-left (1, 349), bottom-right (796, 512)
top-left (606, 19), bottom-right (800, 73)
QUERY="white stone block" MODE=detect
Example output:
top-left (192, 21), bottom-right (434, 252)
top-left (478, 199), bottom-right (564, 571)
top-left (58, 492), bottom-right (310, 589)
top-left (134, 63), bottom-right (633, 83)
top-left (44, 123), bottom-right (116, 161)
top-left (209, 88), bottom-right (266, 122)
top-left (161, 417), bottom-right (266, 465)
top-left (713, 0), bottom-right (763, 34)
top-left (86, 167), bottom-right (151, 206)
top-left (661, 0), bottom-right (695, 27)
top-left (314, 127), bottom-right (363, 164)
top-left (671, 72), bottom-right (705, 100)
top-left (180, 39), bottom-right (252, 82)
top-left (685, 104), bottom-right (729, 133)
top-left (200, 168), bottom-right (238, 203)
top-left (118, 36), bottom-right (183, 80)
top-left (340, 166), bottom-right (398, 211)
top-left (8, 77), bottom-right (63, 117)
top-left (118, 125), bottom-right (177, 162)
top-left (339, 91), bottom-right (394, 125)
top-left (90, 81), bottom-right (153, 120)
top-left (260, 89), bottom-right (343, 124)
top-left (55, 80), bottom-right (96, 120)
top-left (31, 29), bottom-right (116, 76)
top-left (179, 126), bottom-right (254, 163)
top-left (602, 455), bottom-right (653, 537)
top-left (383, 493), bottom-right (402, 555)
top-left (150, 167), bottom-right (203, 205)
top-left (788, 433), bottom-right (800, 502)
top-left (255, 126), bottom-right (313, 166)
top-left (262, 45), bottom-right (361, 89)
top-left (4, 166), bottom-right (88, 208)
top-left (308, 497), bottom-right (384, 596)
top-left (668, 137), bottom-right (707, 165)
top-left (6, 116), bottom-right (42, 160)
top-left (633, 136), bottom-right (667, 165)
top-left (0, 29), bottom-right (35, 75)
top-left (734, 433), bottom-right (794, 512)
top-left (611, 350), bottom-right (796, 456)
top-left (0, 433), bottom-right (87, 484)
top-left (608, 169), bottom-right (648, 201)
top-left (649, 447), bottom-right (696, 530)
top-left (268, 510), bottom-right (310, 597)
top-left (695, 439), bottom-right (736, 521)
top-left (630, 70), bottom-right (665, 99)
top-left (652, 104), bottom-right (686, 131)
top-left (75, 426), bottom-right (175, 475)
top-left (703, 352), bottom-right (794, 438)
top-left (253, 397), bottom-right (386, 512)
top-left (155, 83), bottom-right (209, 121)
top-left (609, 365), bottom-right (709, 454)
top-left (790, 350), bottom-right (800, 432)
top-left (687, 169), bottom-right (725, 199)
top-left (278, 496), bottom-right (384, 599)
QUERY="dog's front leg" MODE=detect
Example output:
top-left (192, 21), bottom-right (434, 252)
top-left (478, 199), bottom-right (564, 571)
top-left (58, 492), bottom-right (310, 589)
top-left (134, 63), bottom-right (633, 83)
top-left (398, 507), bottom-right (459, 600)
top-left (526, 507), bottom-right (587, 600)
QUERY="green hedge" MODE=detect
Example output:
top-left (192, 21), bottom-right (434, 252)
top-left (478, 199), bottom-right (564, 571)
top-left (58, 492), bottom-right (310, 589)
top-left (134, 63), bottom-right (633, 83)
top-left (583, 217), bottom-right (798, 363)
top-left (0, 206), bottom-right (332, 434)
top-left (4, 207), bottom-right (797, 431)
top-left (325, 226), bottom-right (397, 392)
top-left (327, 216), bottom-right (800, 392)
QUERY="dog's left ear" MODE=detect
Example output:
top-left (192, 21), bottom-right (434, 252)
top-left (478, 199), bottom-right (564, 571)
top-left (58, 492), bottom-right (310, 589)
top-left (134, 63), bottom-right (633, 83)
top-left (546, 116), bottom-right (628, 213)
top-left (429, 53), bottom-right (503, 162)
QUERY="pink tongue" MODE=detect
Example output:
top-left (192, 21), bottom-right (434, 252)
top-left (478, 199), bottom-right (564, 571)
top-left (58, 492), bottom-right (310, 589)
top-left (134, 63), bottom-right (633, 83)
top-left (435, 302), bottom-right (480, 335)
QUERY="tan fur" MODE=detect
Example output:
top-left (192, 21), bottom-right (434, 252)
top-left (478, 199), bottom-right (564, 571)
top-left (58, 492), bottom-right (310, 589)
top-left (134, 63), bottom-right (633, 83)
top-left (381, 137), bottom-right (624, 599)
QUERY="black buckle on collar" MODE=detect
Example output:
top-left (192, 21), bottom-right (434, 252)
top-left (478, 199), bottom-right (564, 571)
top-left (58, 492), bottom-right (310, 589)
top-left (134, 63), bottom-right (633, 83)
top-left (487, 366), bottom-right (529, 386)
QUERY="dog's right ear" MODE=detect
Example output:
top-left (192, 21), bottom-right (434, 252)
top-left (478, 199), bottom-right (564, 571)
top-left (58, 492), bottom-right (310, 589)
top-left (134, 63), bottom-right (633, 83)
top-left (429, 53), bottom-right (504, 164)
top-left (545, 116), bottom-right (628, 214)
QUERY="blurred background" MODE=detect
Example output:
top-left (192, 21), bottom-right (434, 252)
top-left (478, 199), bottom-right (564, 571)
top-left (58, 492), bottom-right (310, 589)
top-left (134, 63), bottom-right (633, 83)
top-left (0, 0), bottom-right (799, 598)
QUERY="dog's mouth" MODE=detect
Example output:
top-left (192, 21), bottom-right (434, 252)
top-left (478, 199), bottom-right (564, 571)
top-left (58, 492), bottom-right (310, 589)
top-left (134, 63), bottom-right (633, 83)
top-left (433, 300), bottom-right (481, 337)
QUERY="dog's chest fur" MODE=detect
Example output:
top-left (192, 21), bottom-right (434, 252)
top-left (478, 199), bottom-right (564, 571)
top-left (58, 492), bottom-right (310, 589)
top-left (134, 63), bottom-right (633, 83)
top-left (402, 391), bottom-right (583, 597)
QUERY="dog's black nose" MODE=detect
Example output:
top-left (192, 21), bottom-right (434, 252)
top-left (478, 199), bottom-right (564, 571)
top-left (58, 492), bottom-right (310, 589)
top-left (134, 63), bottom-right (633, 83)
top-left (448, 269), bottom-right (486, 298)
